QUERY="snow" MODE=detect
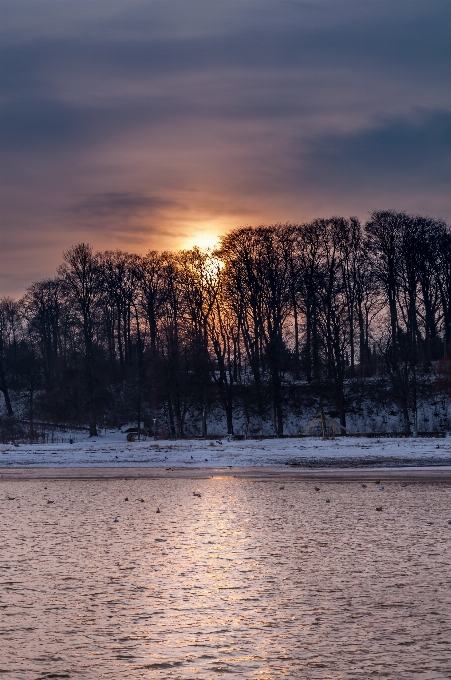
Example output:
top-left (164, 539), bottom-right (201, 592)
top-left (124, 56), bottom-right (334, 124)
top-left (1, 434), bottom-right (450, 469)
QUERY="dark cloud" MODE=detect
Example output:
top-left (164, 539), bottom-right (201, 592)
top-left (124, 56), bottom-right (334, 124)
top-left (3, 4), bottom-right (451, 81)
top-left (0, 0), bottom-right (450, 296)
top-left (303, 110), bottom-right (451, 191)
top-left (68, 192), bottom-right (178, 219)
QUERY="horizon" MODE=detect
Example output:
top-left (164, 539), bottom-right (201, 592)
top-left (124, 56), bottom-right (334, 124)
top-left (4, 209), bottom-right (450, 301)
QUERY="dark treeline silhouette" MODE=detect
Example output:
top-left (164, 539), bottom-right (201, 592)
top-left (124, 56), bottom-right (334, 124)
top-left (1, 210), bottom-right (450, 441)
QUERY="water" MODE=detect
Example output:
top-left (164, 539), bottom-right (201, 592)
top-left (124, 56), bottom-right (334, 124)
top-left (1, 476), bottom-right (450, 678)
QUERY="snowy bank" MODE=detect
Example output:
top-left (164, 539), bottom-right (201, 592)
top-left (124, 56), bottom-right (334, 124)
top-left (0, 435), bottom-right (450, 469)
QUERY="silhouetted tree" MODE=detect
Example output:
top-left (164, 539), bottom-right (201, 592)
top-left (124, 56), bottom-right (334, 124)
top-left (58, 244), bottom-right (101, 436)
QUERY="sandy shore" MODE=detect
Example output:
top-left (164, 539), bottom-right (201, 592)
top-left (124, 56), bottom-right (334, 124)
top-left (1, 465), bottom-right (451, 483)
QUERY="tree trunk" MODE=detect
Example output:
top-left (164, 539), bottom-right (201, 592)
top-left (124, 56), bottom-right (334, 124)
top-left (226, 395), bottom-right (233, 436)
top-left (271, 366), bottom-right (283, 436)
top-left (89, 413), bottom-right (98, 437)
top-left (401, 401), bottom-right (410, 435)
top-left (201, 405), bottom-right (207, 438)
top-left (0, 362), bottom-right (13, 416)
top-left (167, 395), bottom-right (176, 437)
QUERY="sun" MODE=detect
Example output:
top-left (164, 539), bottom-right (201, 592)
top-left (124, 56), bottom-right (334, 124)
top-left (181, 231), bottom-right (220, 251)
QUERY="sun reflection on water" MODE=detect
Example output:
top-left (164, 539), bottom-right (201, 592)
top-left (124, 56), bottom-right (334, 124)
top-left (0, 476), bottom-right (450, 678)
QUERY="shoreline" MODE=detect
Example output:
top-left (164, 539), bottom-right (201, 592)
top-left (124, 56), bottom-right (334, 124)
top-left (2, 436), bottom-right (449, 472)
top-left (2, 465), bottom-right (451, 483)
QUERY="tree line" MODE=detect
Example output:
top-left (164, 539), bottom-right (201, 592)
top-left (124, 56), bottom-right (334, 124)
top-left (1, 210), bottom-right (450, 440)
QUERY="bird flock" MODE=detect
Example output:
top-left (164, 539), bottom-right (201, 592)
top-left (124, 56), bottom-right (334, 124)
top-left (4, 479), bottom-right (451, 527)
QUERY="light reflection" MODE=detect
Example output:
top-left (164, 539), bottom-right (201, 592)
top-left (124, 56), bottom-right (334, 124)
top-left (1, 477), bottom-right (450, 677)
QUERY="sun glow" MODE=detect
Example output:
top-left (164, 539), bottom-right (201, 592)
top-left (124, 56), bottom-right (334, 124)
top-left (180, 230), bottom-right (221, 252)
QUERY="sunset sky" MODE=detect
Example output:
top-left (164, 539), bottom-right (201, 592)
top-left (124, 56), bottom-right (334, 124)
top-left (1, 0), bottom-right (450, 297)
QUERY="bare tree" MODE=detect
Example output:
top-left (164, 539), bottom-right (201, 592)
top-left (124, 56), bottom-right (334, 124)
top-left (22, 278), bottom-right (64, 389)
top-left (58, 244), bottom-right (101, 436)
top-left (0, 297), bottom-right (18, 416)
top-left (366, 210), bottom-right (407, 358)
top-left (2, 211), bottom-right (449, 438)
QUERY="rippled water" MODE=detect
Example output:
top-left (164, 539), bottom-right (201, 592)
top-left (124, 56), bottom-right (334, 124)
top-left (1, 477), bottom-right (450, 679)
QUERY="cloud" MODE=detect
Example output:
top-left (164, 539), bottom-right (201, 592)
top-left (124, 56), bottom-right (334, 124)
top-left (302, 110), bottom-right (451, 192)
top-left (67, 192), bottom-right (178, 220)
top-left (1, 0), bottom-right (451, 296)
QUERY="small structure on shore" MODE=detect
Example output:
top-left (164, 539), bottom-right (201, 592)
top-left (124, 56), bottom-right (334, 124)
top-left (304, 410), bottom-right (345, 438)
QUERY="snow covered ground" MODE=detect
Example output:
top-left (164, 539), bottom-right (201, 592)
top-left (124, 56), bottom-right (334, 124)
top-left (0, 434), bottom-right (450, 468)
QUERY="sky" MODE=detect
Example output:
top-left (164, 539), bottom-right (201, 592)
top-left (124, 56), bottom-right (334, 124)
top-left (1, 0), bottom-right (451, 298)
